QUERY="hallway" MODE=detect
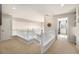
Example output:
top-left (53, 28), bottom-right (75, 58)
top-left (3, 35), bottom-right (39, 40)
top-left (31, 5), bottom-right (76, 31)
top-left (46, 37), bottom-right (79, 54)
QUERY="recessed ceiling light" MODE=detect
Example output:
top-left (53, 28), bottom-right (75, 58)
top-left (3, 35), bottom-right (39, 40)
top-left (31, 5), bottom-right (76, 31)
top-left (60, 4), bottom-right (64, 7)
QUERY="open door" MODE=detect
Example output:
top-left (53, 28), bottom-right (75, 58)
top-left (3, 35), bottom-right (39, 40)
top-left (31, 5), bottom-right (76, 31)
top-left (58, 17), bottom-right (68, 39)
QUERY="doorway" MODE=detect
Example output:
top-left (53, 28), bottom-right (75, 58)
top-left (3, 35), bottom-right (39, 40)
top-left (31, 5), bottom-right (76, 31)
top-left (57, 17), bottom-right (68, 39)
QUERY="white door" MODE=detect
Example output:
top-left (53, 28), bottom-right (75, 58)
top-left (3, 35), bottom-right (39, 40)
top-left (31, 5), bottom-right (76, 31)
top-left (1, 14), bottom-right (12, 40)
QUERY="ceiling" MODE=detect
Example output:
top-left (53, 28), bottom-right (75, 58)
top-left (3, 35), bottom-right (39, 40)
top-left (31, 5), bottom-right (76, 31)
top-left (2, 4), bottom-right (78, 22)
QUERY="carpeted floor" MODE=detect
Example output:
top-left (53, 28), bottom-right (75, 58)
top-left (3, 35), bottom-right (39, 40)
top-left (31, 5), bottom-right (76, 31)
top-left (0, 36), bottom-right (41, 54)
top-left (0, 35), bottom-right (79, 54)
top-left (46, 37), bottom-right (79, 54)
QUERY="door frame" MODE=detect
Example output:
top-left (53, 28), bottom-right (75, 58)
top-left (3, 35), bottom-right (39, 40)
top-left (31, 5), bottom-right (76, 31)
top-left (57, 17), bottom-right (68, 39)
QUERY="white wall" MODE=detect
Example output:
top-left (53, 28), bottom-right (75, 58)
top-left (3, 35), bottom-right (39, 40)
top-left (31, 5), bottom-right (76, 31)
top-left (43, 15), bottom-right (57, 46)
top-left (1, 14), bottom-right (12, 40)
top-left (12, 18), bottom-right (42, 35)
top-left (12, 19), bottom-right (42, 31)
top-left (44, 15), bottom-right (57, 32)
top-left (2, 4), bottom-right (44, 22)
top-left (54, 12), bottom-right (76, 43)
top-left (41, 15), bottom-right (57, 53)
top-left (68, 13), bottom-right (76, 43)
top-left (75, 7), bottom-right (79, 49)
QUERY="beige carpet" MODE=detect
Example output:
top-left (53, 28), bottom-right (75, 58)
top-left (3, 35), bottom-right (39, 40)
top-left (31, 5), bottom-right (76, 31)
top-left (47, 37), bottom-right (79, 54)
top-left (0, 35), bottom-right (79, 54)
top-left (0, 36), bottom-right (41, 54)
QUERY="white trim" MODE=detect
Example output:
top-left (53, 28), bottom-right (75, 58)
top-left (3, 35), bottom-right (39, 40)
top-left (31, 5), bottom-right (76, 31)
top-left (57, 17), bottom-right (68, 39)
